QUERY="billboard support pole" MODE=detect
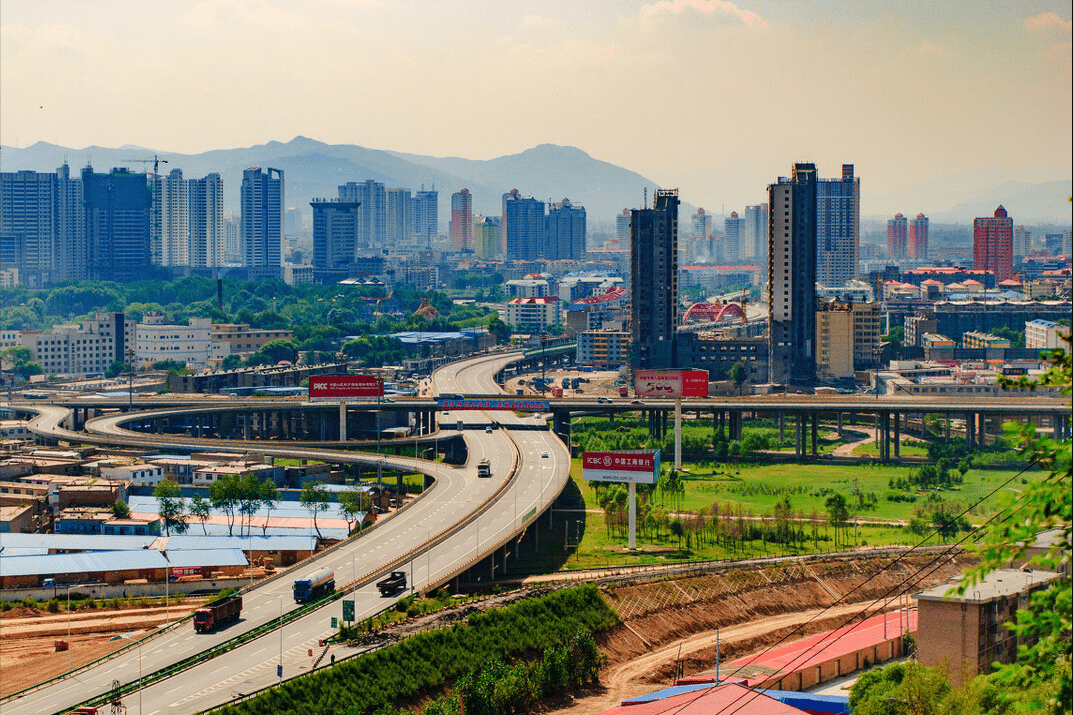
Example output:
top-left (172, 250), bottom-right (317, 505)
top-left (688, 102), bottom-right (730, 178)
top-left (674, 398), bottom-right (682, 470)
top-left (628, 482), bottom-right (637, 550)
top-left (339, 401), bottom-right (347, 442)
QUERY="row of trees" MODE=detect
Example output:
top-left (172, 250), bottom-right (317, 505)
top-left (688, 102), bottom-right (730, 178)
top-left (151, 477), bottom-right (370, 539)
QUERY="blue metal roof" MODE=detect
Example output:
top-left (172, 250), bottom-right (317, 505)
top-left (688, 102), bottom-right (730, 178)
top-left (0, 548), bottom-right (250, 578)
top-left (164, 535), bottom-right (316, 552)
top-left (0, 533), bottom-right (158, 551)
top-left (164, 549), bottom-right (249, 569)
top-left (761, 690), bottom-right (850, 714)
top-left (189, 523), bottom-right (349, 540)
top-left (128, 496), bottom-right (349, 521)
top-left (622, 683), bottom-right (716, 704)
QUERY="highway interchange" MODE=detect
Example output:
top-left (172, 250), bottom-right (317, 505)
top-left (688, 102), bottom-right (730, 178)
top-left (4, 351), bottom-right (570, 715)
top-left (2, 351), bottom-right (1069, 714)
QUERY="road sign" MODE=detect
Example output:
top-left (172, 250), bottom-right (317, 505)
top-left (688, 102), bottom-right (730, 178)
top-left (310, 375), bottom-right (383, 399)
top-left (634, 369), bottom-right (709, 398)
top-left (277, 664), bottom-right (283, 678)
top-left (437, 397), bottom-right (551, 412)
top-left (582, 450), bottom-right (661, 484)
top-left (342, 599), bottom-right (354, 621)
top-left (331, 617), bottom-right (338, 629)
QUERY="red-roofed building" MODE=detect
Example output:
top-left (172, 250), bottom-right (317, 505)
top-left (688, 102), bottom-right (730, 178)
top-left (598, 682), bottom-right (809, 715)
top-left (506, 296), bottom-right (562, 332)
top-left (973, 206), bottom-right (1014, 280)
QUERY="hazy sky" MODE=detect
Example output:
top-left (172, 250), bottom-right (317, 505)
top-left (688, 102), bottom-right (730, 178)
top-left (2, 0), bottom-right (1070, 216)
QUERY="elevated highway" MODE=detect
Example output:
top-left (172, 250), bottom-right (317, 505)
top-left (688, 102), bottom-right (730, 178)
top-left (4, 351), bottom-right (571, 715)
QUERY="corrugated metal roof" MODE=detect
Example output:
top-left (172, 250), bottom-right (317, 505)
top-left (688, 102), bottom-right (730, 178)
top-left (163, 535), bottom-right (316, 552)
top-left (187, 523), bottom-right (349, 540)
top-left (0, 548), bottom-right (249, 578)
top-left (128, 496), bottom-right (349, 520)
top-left (0, 533), bottom-right (158, 551)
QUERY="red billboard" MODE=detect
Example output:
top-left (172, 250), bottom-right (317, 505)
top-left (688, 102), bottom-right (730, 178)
top-left (309, 375), bottom-right (383, 399)
top-left (634, 369), bottom-right (709, 398)
top-left (582, 450), bottom-right (661, 484)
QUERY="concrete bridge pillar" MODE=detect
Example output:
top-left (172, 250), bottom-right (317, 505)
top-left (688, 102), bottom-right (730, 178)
top-left (811, 413), bottom-right (819, 457)
top-left (894, 412), bottom-right (901, 458)
top-left (339, 402), bottom-right (347, 442)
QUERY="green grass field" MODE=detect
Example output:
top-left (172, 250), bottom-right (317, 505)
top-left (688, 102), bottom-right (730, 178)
top-left (551, 455), bottom-right (1038, 570)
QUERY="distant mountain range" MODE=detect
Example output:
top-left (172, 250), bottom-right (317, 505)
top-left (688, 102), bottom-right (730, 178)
top-left (0, 137), bottom-right (663, 225)
top-left (2, 137), bottom-right (1068, 226)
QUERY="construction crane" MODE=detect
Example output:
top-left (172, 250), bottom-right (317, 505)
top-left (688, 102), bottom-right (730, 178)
top-left (122, 154), bottom-right (168, 177)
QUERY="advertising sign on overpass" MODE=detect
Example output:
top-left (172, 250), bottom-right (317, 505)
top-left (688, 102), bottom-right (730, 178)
top-left (582, 450), bottom-right (661, 484)
top-left (634, 369), bottom-right (709, 398)
top-left (309, 375), bottom-right (383, 399)
top-left (437, 397), bottom-right (551, 412)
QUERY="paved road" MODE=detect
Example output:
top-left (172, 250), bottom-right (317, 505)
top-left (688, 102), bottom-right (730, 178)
top-left (3, 351), bottom-right (570, 715)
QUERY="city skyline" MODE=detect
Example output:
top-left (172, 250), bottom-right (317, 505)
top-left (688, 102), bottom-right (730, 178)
top-left (1, 0), bottom-right (1070, 219)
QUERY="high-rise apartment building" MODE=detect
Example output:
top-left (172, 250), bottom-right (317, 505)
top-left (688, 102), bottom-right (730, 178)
top-left (155, 168), bottom-right (189, 267)
top-left (83, 167), bottom-right (152, 282)
top-left (0, 169), bottom-right (57, 288)
top-left (187, 173), bottom-right (224, 268)
top-left (742, 203), bottom-right (768, 264)
top-left (724, 211), bottom-right (742, 264)
top-left (339, 180), bottom-right (386, 250)
top-left (816, 164), bottom-right (859, 285)
top-left (887, 213), bottom-right (908, 260)
top-left (386, 188), bottom-right (412, 245)
top-left (630, 189), bottom-right (679, 369)
top-left (909, 213), bottom-right (929, 260)
top-left (1012, 224), bottom-right (1031, 259)
top-left (769, 163), bottom-right (818, 386)
top-left (615, 209), bottom-right (631, 246)
top-left (474, 216), bottom-right (501, 259)
top-left (973, 206), bottom-right (1013, 281)
top-left (503, 191), bottom-right (545, 261)
top-left (310, 199), bottom-right (361, 283)
top-left (545, 198), bottom-right (586, 260)
top-left (450, 188), bottom-right (473, 251)
top-left (690, 208), bottom-right (710, 240)
top-left (241, 167), bottom-right (284, 281)
top-left (412, 186), bottom-right (438, 246)
top-left (55, 163), bottom-right (86, 282)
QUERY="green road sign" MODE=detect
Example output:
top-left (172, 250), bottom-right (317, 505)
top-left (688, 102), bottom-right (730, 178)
top-left (331, 617), bottom-right (338, 629)
top-left (342, 599), bottom-right (354, 621)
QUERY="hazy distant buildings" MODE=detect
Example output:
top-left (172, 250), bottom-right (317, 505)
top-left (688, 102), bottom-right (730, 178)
top-left (386, 188), bottom-right (412, 246)
top-left (690, 208), bottom-right (710, 240)
top-left (816, 164), bottom-right (859, 284)
top-left (545, 198), bottom-right (586, 260)
top-left (973, 206), bottom-right (1013, 281)
top-left (311, 199), bottom-right (361, 283)
top-left (503, 191), bottom-right (545, 261)
top-left (742, 203), bottom-right (768, 264)
top-left (474, 216), bottom-right (501, 259)
top-left (724, 211), bottom-right (742, 263)
top-left (339, 180), bottom-right (386, 250)
top-left (616, 209), bottom-right (631, 246)
top-left (769, 162), bottom-right (818, 386)
top-left (154, 169), bottom-right (188, 267)
top-left (83, 167), bottom-right (152, 282)
top-left (412, 186), bottom-right (438, 246)
top-left (450, 188), bottom-right (473, 252)
top-left (909, 213), bottom-right (929, 260)
top-left (0, 169), bottom-right (58, 288)
top-left (886, 212), bottom-right (907, 260)
top-left (241, 167), bottom-right (284, 281)
top-left (187, 173), bottom-right (224, 268)
top-left (630, 189), bottom-right (679, 369)
top-left (1012, 224), bottom-right (1030, 259)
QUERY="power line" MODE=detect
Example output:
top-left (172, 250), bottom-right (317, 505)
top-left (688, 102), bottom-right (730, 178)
top-left (711, 457), bottom-right (1049, 715)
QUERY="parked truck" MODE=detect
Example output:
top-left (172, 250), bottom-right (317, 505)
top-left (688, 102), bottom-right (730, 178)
top-left (293, 567), bottom-right (335, 603)
top-left (377, 571), bottom-right (407, 596)
top-left (477, 458), bottom-right (492, 478)
top-left (193, 594), bottom-right (242, 633)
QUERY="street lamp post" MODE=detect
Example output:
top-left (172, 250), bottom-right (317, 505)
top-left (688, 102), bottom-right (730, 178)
top-left (162, 551), bottom-right (170, 629)
top-left (66, 584), bottom-right (71, 673)
top-left (126, 348), bottom-right (136, 409)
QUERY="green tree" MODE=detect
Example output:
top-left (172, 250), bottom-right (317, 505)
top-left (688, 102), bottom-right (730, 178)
top-left (245, 339), bottom-right (298, 367)
top-left (2, 346), bottom-right (44, 377)
top-left (220, 354), bottom-right (243, 371)
top-left (237, 472), bottom-right (263, 536)
top-left (153, 478), bottom-right (189, 536)
top-left (259, 479), bottom-right (279, 536)
top-left (112, 500), bottom-right (131, 519)
top-left (189, 493), bottom-right (211, 535)
top-left (300, 481), bottom-right (331, 540)
top-left (209, 474), bottom-right (242, 536)
top-left (825, 493), bottom-right (850, 549)
top-left (338, 489), bottom-right (371, 534)
top-left (727, 359), bottom-right (748, 395)
top-left (957, 335), bottom-right (1072, 714)
top-left (487, 314), bottom-right (511, 345)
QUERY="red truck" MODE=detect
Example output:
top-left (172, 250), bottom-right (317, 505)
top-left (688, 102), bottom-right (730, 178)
top-left (194, 594), bottom-right (242, 633)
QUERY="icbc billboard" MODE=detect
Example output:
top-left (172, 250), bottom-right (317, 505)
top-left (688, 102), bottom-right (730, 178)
top-left (582, 450), bottom-right (661, 484)
top-left (309, 375), bottom-right (383, 399)
top-left (634, 369), bottom-right (709, 398)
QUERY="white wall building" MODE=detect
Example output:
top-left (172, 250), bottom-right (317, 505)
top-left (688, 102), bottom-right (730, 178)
top-left (1025, 319), bottom-right (1064, 350)
top-left (21, 312), bottom-right (133, 376)
top-left (506, 296), bottom-right (563, 332)
top-left (135, 314), bottom-right (221, 369)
